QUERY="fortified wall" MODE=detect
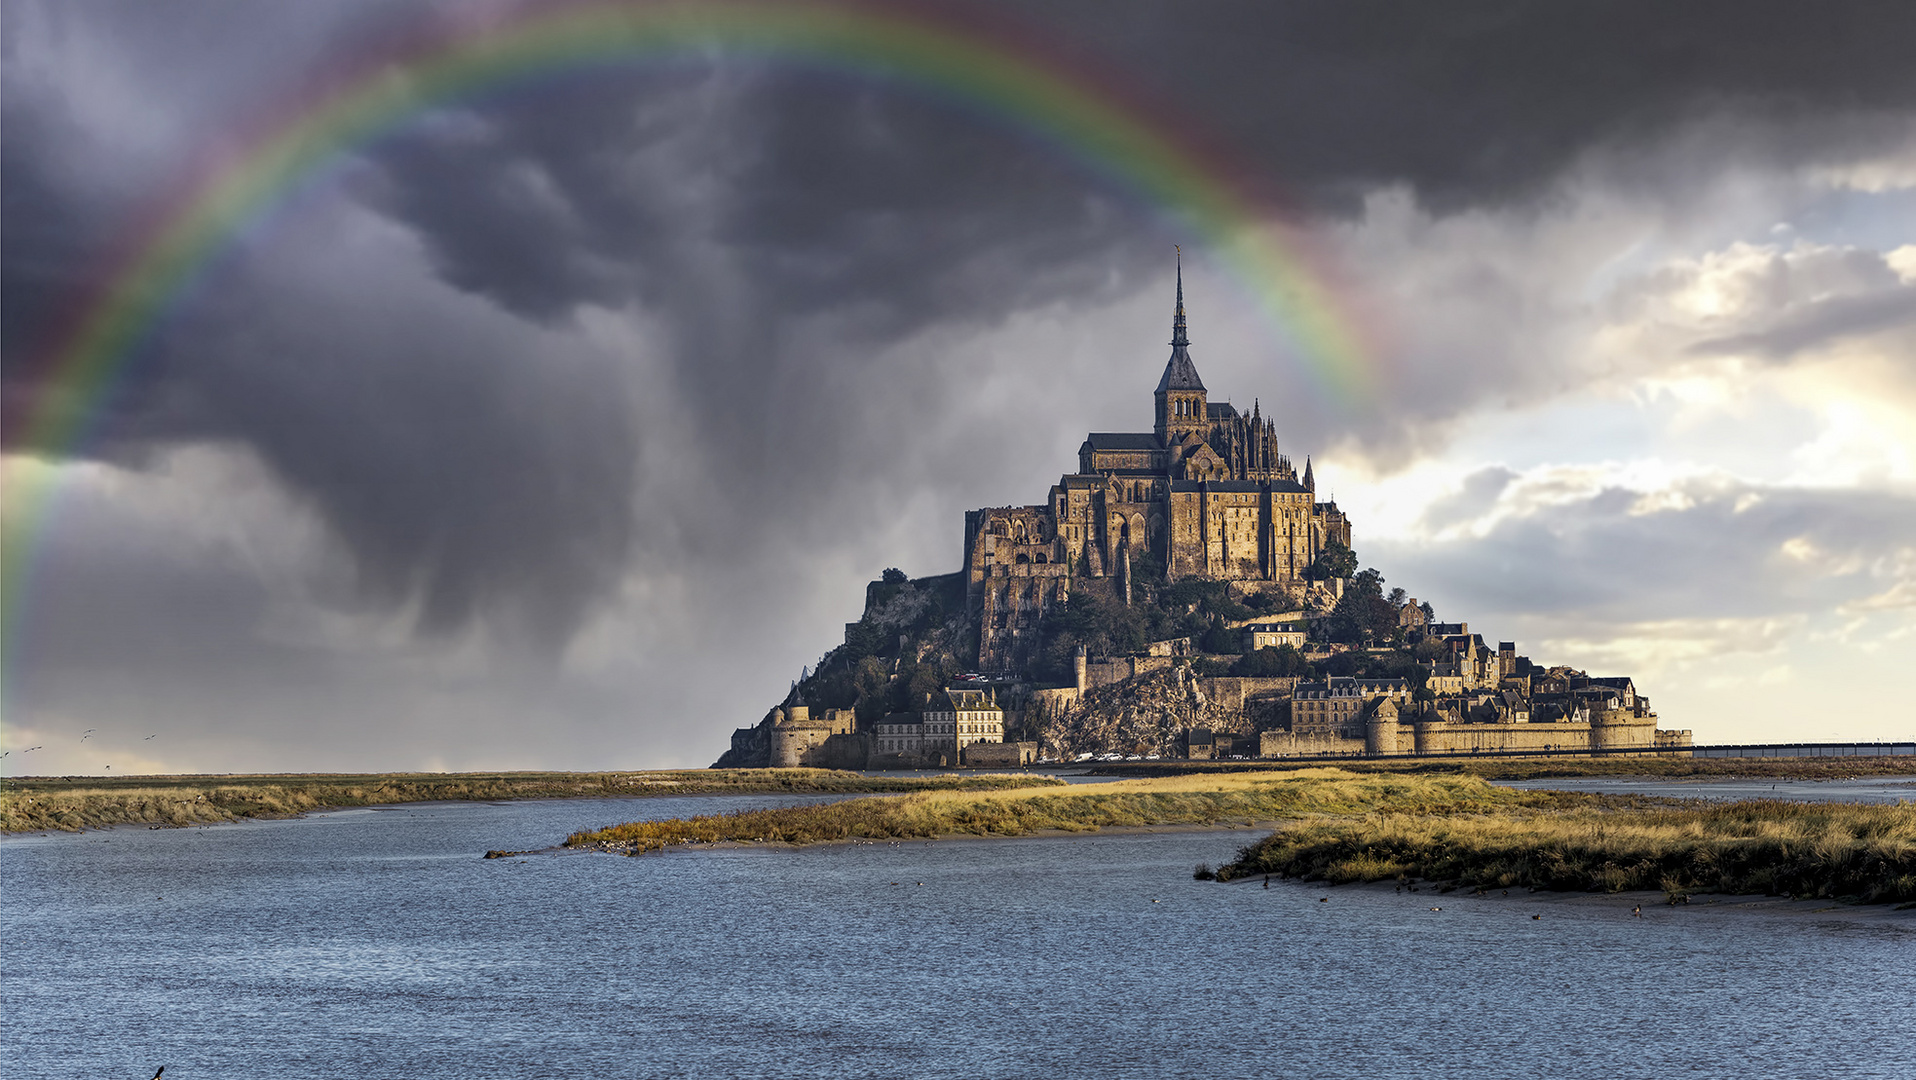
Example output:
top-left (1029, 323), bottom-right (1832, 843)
top-left (1262, 698), bottom-right (1693, 758)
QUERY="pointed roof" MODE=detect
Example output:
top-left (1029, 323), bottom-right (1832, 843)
top-left (1302, 456), bottom-right (1315, 491)
top-left (1156, 256), bottom-right (1206, 393)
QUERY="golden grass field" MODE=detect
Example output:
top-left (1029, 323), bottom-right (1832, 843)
top-left (565, 769), bottom-right (1541, 851)
top-left (1221, 796), bottom-right (1916, 905)
top-left (1092, 755), bottom-right (1916, 782)
top-left (0, 769), bottom-right (1060, 833)
top-left (567, 768), bottom-right (1916, 905)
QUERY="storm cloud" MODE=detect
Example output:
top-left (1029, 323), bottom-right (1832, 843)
top-left (4, 0), bottom-right (1914, 767)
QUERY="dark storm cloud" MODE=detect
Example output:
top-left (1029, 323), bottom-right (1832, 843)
top-left (157, 228), bottom-right (639, 643)
top-left (1054, 0), bottom-right (1916, 213)
top-left (6, 0), bottom-right (1915, 652)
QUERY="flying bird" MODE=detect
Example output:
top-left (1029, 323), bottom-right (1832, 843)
top-left (145, 734), bottom-right (158, 740)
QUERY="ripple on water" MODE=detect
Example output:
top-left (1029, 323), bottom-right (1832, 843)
top-left (2, 794), bottom-right (1912, 1079)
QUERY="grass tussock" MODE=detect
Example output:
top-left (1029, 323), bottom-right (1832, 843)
top-left (564, 769), bottom-right (1544, 854)
top-left (1221, 798), bottom-right (1916, 905)
top-left (0, 769), bottom-right (1056, 833)
top-left (1096, 755), bottom-right (1916, 782)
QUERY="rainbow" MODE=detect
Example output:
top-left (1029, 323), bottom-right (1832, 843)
top-left (2, 0), bottom-right (1381, 714)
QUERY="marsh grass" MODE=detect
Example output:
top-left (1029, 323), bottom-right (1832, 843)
top-left (1096, 756), bottom-right (1916, 782)
top-left (564, 769), bottom-right (1544, 854)
top-left (0, 769), bottom-right (1057, 833)
top-left (1221, 799), bottom-right (1916, 904)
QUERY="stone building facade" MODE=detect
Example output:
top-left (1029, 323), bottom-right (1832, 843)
top-left (965, 267), bottom-right (1352, 671)
top-left (871, 688), bottom-right (1007, 767)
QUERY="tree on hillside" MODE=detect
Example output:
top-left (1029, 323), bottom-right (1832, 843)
top-left (1326, 567), bottom-right (1401, 644)
top-left (1233, 645), bottom-right (1309, 678)
top-left (1310, 539), bottom-right (1358, 581)
top-left (882, 567), bottom-right (908, 584)
top-left (1199, 615), bottom-right (1242, 655)
top-left (1033, 587), bottom-right (1148, 684)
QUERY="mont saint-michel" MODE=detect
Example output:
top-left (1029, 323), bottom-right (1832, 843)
top-left (717, 270), bottom-right (1691, 770)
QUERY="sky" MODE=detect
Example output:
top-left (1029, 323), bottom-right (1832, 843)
top-left (3, 0), bottom-right (1913, 775)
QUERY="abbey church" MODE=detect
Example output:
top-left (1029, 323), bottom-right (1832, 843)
top-left (966, 267), bottom-right (1351, 670)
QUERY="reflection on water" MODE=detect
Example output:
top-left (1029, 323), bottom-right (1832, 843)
top-left (3, 794), bottom-right (1912, 1079)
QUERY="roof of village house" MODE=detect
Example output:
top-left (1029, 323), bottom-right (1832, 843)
top-left (939, 688), bottom-right (999, 710)
top-left (1188, 728), bottom-right (1214, 744)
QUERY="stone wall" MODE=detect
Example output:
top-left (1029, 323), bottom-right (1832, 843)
top-left (963, 741), bottom-right (1039, 767)
top-left (1261, 730), bottom-right (1368, 757)
top-left (1082, 654), bottom-right (1179, 690)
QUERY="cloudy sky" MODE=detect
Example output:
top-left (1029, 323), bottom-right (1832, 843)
top-left (4, 0), bottom-right (1913, 775)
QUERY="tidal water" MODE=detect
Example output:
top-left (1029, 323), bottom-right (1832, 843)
top-left (4, 792), bottom-right (1913, 1080)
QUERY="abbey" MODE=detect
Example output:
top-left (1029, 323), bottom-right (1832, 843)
top-left (965, 266), bottom-right (1350, 670)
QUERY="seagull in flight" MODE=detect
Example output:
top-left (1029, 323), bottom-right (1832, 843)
top-left (144, 734), bottom-right (158, 740)
top-left (81, 729), bottom-right (96, 740)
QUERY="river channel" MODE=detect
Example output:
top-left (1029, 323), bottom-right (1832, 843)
top-left (3, 783), bottom-right (1912, 1079)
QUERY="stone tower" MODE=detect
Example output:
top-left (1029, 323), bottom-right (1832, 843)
top-left (1153, 258), bottom-right (1208, 443)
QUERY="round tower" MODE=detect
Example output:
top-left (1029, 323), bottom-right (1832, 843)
top-left (1590, 707), bottom-right (1646, 754)
top-left (1366, 698), bottom-right (1401, 756)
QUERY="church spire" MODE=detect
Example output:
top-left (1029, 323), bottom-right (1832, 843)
top-left (1303, 455), bottom-right (1315, 492)
top-left (1171, 248), bottom-right (1189, 348)
top-left (1154, 251), bottom-right (1205, 394)
top-left (1153, 250), bottom-right (1207, 441)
